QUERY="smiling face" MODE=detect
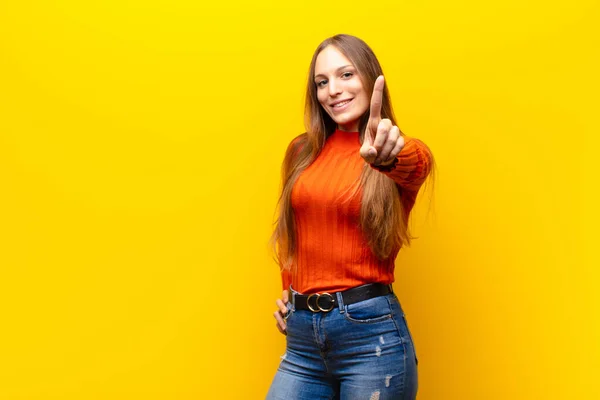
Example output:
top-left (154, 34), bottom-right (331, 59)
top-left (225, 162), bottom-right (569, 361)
top-left (314, 45), bottom-right (370, 132)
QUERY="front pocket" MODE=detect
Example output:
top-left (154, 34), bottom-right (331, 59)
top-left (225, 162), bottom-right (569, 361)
top-left (343, 296), bottom-right (393, 324)
top-left (283, 301), bottom-right (294, 322)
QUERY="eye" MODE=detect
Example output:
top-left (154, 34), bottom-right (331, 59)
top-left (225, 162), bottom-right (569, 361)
top-left (316, 79), bottom-right (328, 88)
top-left (342, 72), bottom-right (353, 78)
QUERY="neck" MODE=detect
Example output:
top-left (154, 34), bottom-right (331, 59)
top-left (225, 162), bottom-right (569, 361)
top-left (337, 122), bottom-right (359, 132)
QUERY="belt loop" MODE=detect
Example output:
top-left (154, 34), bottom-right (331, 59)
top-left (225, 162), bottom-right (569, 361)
top-left (336, 291), bottom-right (345, 313)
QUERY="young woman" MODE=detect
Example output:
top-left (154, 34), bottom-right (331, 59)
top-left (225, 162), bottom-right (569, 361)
top-left (267, 34), bottom-right (434, 400)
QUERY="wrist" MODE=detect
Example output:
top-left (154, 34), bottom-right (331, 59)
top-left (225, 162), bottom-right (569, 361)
top-left (371, 157), bottom-right (398, 172)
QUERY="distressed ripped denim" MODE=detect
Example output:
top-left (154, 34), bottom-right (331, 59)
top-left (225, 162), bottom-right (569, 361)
top-left (266, 289), bottom-right (418, 400)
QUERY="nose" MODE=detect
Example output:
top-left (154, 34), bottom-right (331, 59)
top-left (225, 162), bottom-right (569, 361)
top-left (328, 78), bottom-right (342, 97)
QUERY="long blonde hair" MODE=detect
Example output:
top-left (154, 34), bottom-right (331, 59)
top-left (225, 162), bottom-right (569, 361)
top-left (271, 34), bottom-right (427, 273)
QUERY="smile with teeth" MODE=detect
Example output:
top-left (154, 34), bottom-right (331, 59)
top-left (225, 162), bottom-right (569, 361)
top-left (333, 99), bottom-right (353, 108)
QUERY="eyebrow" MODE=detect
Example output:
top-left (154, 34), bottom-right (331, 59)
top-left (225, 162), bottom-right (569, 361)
top-left (314, 65), bottom-right (355, 80)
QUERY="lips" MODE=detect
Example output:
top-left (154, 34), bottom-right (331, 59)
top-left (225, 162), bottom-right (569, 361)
top-left (330, 98), bottom-right (353, 107)
top-left (330, 98), bottom-right (354, 114)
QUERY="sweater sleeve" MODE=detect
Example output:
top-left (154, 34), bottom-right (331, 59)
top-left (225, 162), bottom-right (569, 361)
top-left (369, 136), bottom-right (432, 192)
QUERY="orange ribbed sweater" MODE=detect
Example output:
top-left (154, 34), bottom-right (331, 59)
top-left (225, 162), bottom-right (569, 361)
top-left (281, 129), bottom-right (432, 294)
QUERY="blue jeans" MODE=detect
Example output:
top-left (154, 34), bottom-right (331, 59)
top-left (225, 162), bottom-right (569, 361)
top-left (266, 287), bottom-right (418, 400)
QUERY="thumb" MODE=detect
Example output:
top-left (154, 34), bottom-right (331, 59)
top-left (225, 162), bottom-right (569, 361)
top-left (282, 290), bottom-right (289, 303)
top-left (360, 137), bottom-right (377, 162)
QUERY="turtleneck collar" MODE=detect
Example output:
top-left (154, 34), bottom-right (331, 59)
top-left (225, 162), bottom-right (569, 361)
top-left (329, 128), bottom-right (361, 148)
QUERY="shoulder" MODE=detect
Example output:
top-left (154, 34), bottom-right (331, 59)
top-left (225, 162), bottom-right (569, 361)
top-left (289, 132), bottom-right (308, 146)
top-left (286, 132), bottom-right (309, 157)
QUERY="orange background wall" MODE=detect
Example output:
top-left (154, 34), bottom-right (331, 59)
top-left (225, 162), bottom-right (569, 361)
top-left (1, 0), bottom-right (598, 398)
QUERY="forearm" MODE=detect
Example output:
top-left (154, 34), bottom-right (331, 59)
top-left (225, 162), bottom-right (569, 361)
top-left (370, 136), bottom-right (432, 192)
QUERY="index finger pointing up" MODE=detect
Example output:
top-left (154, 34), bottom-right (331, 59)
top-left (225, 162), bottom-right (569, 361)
top-left (369, 75), bottom-right (385, 121)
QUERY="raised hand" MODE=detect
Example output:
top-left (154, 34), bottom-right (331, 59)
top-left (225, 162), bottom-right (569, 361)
top-left (359, 76), bottom-right (405, 166)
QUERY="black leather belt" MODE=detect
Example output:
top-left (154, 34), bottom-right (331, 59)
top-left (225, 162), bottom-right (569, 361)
top-left (291, 283), bottom-right (393, 313)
